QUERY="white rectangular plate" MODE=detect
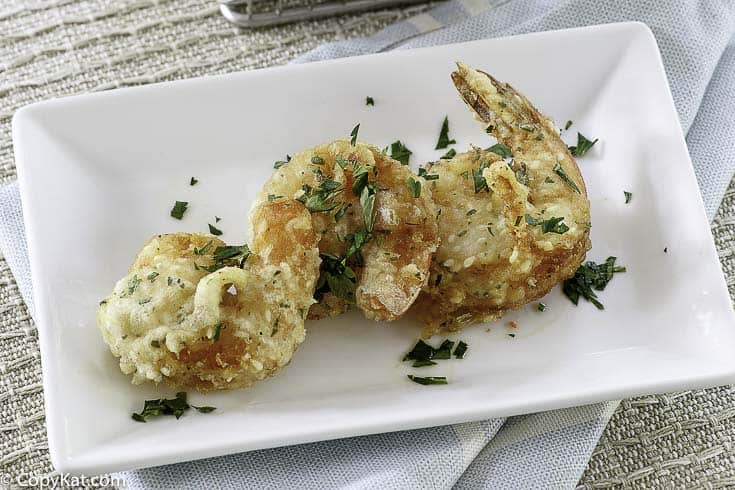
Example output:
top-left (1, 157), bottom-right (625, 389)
top-left (13, 22), bottom-right (735, 475)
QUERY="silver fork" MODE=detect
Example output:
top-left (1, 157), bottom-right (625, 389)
top-left (220, 0), bottom-right (428, 28)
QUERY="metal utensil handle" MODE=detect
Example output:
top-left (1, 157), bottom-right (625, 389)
top-left (220, 0), bottom-right (427, 28)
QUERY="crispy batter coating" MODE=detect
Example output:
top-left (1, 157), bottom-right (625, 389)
top-left (254, 140), bottom-right (438, 321)
top-left (97, 200), bottom-right (320, 391)
top-left (413, 62), bottom-right (591, 335)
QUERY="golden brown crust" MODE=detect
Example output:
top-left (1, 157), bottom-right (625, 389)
top-left (254, 140), bottom-right (438, 322)
top-left (413, 63), bottom-right (591, 335)
top-left (97, 200), bottom-right (320, 391)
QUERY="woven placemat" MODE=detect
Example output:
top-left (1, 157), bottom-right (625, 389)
top-left (0, 1), bottom-right (734, 487)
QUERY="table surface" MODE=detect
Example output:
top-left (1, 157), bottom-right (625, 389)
top-left (1, 1), bottom-right (734, 488)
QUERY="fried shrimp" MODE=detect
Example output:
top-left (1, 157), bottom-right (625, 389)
top-left (254, 139), bottom-right (439, 322)
top-left (413, 62), bottom-right (591, 335)
top-left (97, 199), bottom-right (320, 391)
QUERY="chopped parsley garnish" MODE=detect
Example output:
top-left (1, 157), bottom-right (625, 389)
top-left (433, 340), bottom-right (454, 360)
top-left (472, 161), bottom-right (491, 193)
top-left (466, 209), bottom-right (477, 216)
top-left (406, 177), bottom-right (421, 198)
top-left (267, 194), bottom-right (283, 201)
top-left (208, 223), bottom-right (223, 236)
top-left (215, 216), bottom-right (221, 223)
top-left (435, 116), bottom-right (456, 150)
top-left (360, 185), bottom-right (376, 232)
top-left (311, 155), bottom-right (324, 165)
top-left (563, 256), bottom-right (626, 310)
top-left (453, 341), bottom-right (468, 359)
top-left (403, 339), bottom-right (435, 362)
top-left (412, 360), bottom-right (437, 368)
top-left (366, 96), bottom-right (374, 106)
top-left (564, 120), bottom-right (573, 131)
top-left (147, 271), bottom-right (159, 282)
top-left (390, 140), bottom-right (412, 166)
top-left (440, 148), bottom-right (457, 160)
top-left (211, 323), bottom-right (223, 341)
top-left (150, 340), bottom-right (160, 348)
top-left (350, 124), bottom-right (360, 146)
top-left (407, 375), bottom-right (447, 386)
top-left (537, 302), bottom-right (547, 312)
top-left (314, 253), bottom-right (357, 303)
top-left (514, 215), bottom-right (522, 226)
top-left (487, 225), bottom-right (494, 236)
top-left (403, 338), bottom-right (466, 363)
top-left (485, 124), bottom-right (494, 133)
top-left (553, 163), bottom-right (581, 193)
top-left (194, 240), bottom-right (214, 255)
top-left (213, 244), bottom-right (251, 268)
top-left (190, 177), bottom-right (198, 186)
top-left (132, 392), bottom-right (216, 422)
top-left (568, 132), bottom-right (598, 157)
top-left (624, 191), bottom-right (632, 204)
top-left (300, 180), bottom-right (344, 213)
top-left (524, 214), bottom-right (569, 234)
top-left (334, 203), bottom-right (349, 222)
top-left (273, 154), bottom-right (291, 169)
top-left (352, 161), bottom-right (370, 195)
top-left (544, 177), bottom-right (554, 184)
top-left (170, 201), bottom-right (188, 220)
top-left (487, 143), bottom-right (513, 159)
top-left (418, 167), bottom-right (439, 180)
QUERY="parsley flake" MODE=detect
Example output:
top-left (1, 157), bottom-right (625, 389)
top-left (407, 375), bottom-right (447, 386)
top-left (624, 191), bottom-right (632, 204)
top-left (390, 140), bottom-right (412, 166)
top-left (170, 201), bottom-right (188, 220)
top-left (564, 120), bottom-right (573, 131)
top-left (440, 148), bottom-right (457, 160)
top-left (132, 392), bottom-right (216, 422)
top-left (194, 240), bottom-right (214, 255)
top-left (208, 224), bottom-right (223, 236)
top-left (360, 185), bottom-right (376, 232)
top-left (553, 163), bottom-right (581, 193)
top-left (418, 168), bottom-right (439, 180)
top-left (568, 132), bottom-right (598, 157)
top-left (487, 143), bottom-right (513, 159)
top-left (563, 257), bottom-right (625, 310)
top-left (472, 161), bottom-right (491, 193)
top-left (524, 214), bottom-right (569, 234)
top-left (190, 177), bottom-right (198, 186)
top-left (350, 124), bottom-right (360, 146)
top-left (435, 116), bottom-right (456, 150)
top-left (453, 341), bottom-right (468, 359)
top-left (211, 323), bottom-right (223, 341)
top-left (406, 177), bottom-right (421, 198)
top-left (273, 154), bottom-right (291, 169)
top-left (366, 96), bottom-right (375, 106)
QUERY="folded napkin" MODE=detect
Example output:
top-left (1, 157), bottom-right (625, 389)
top-left (2, 0), bottom-right (734, 488)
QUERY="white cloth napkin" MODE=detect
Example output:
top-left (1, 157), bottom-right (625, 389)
top-left (1, 0), bottom-right (734, 488)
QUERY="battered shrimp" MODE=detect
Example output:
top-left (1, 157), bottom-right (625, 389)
top-left (413, 62), bottom-right (591, 335)
top-left (97, 200), bottom-right (320, 391)
top-left (254, 140), bottom-right (439, 322)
